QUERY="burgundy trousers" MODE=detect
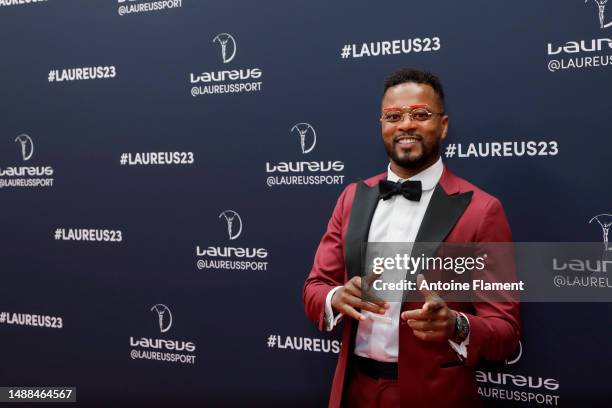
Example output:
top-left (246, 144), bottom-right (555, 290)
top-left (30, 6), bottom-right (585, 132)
top-left (343, 366), bottom-right (400, 408)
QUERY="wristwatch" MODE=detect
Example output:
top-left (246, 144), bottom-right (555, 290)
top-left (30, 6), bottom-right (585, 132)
top-left (452, 312), bottom-right (470, 343)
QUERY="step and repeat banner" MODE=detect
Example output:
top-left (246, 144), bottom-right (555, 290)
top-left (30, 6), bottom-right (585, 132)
top-left (1, 0), bottom-right (611, 406)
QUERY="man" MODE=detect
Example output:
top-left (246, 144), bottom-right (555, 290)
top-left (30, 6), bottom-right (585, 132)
top-left (303, 68), bottom-right (520, 408)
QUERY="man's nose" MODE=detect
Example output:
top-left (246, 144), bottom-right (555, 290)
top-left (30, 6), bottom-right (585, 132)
top-left (397, 114), bottom-right (419, 130)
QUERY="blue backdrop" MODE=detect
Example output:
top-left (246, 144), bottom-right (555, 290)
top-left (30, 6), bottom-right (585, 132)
top-left (1, 0), bottom-right (611, 406)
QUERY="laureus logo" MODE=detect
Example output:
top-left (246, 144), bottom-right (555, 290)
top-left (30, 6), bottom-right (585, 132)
top-left (14, 134), bottom-right (34, 161)
top-left (589, 213), bottom-right (612, 250)
top-left (219, 210), bottom-right (243, 240)
top-left (150, 304), bottom-right (172, 333)
top-left (505, 340), bottom-right (523, 365)
top-left (585, 0), bottom-right (612, 29)
top-left (291, 123), bottom-right (317, 154)
top-left (213, 33), bottom-right (237, 64)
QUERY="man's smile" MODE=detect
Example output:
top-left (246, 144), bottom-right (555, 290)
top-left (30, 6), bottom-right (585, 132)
top-left (395, 134), bottom-right (422, 145)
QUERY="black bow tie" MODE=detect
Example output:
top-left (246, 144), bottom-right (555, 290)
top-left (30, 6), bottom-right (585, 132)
top-left (379, 179), bottom-right (422, 201)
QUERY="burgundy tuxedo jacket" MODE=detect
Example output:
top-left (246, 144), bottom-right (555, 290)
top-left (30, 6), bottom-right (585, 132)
top-left (303, 165), bottom-right (520, 408)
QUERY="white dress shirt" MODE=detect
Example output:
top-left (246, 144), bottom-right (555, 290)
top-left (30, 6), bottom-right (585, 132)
top-left (324, 158), bottom-right (469, 362)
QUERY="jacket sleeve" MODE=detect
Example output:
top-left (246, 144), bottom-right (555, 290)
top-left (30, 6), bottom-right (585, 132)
top-left (464, 197), bottom-right (521, 366)
top-left (303, 183), bottom-right (354, 331)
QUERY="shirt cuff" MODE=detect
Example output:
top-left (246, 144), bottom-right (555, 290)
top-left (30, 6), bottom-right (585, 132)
top-left (324, 286), bottom-right (344, 331)
top-left (448, 312), bottom-right (470, 359)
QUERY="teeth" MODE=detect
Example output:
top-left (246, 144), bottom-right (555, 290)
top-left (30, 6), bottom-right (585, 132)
top-left (397, 139), bottom-right (418, 144)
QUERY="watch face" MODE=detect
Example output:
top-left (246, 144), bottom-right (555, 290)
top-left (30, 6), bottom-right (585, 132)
top-left (454, 315), bottom-right (469, 342)
top-left (460, 316), bottom-right (469, 337)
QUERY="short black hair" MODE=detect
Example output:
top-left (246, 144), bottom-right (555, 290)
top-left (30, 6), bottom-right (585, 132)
top-left (383, 68), bottom-right (445, 107)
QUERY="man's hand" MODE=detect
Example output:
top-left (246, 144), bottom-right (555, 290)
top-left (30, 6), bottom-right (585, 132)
top-left (331, 276), bottom-right (389, 321)
top-left (400, 274), bottom-right (457, 342)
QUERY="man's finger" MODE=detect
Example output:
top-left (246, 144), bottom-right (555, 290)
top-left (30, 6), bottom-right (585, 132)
top-left (350, 276), bottom-right (362, 290)
top-left (363, 271), bottom-right (379, 287)
top-left (412, 330), bottom-right (447, 342)
top-left (347, 276), bottom-right (389, 309)
top-left (343, 278), bottom-right (363, 298)
top-left (406, 319), bottom-right (447, 332)
top-left (417, 274), bottom-right (442, 301)
top-left (423, 300), bottom-right (444, 313)
top-left (343, 293), bottom-right (386, 314)
top-left (417, 274), bottom-right (445, 312)
top-left (342, 304), bottom-right (366, 321)
top-left (357, 300), bottom-right (387, 315)
top-left (362, 292), bottom-right (388, 307)
top-left (401, 309), bottom-right (424, 321)
top-left (401, 307), bottom-right (447, 322)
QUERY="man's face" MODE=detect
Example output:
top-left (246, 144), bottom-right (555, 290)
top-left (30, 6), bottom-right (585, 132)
top-left (380, 82), bottom-right (448, 172)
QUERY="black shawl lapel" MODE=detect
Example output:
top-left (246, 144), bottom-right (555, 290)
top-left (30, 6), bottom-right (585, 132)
top-left (403, 185), bottom-right (473, 297)
top-left (345, 181), bottom-right (380, 280)
top-left (415, 185), bottom-right (473, 244)
top-left (343, 180), bottom-right (380, 355)
top-left (345, 182), bottom-right (473, 280)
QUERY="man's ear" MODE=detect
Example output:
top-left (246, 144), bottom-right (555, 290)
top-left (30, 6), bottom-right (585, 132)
top-left (440, 115), bottom-right (449, 141)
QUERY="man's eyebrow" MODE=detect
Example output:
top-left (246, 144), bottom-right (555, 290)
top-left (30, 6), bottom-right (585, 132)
top-left (382, 104), bottom-right (430, 111)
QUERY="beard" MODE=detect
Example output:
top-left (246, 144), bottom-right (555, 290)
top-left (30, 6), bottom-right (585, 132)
top-left (385, 135), bottom-right (440, 170)
top-left (388, 146), bottom-right (429, 169)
